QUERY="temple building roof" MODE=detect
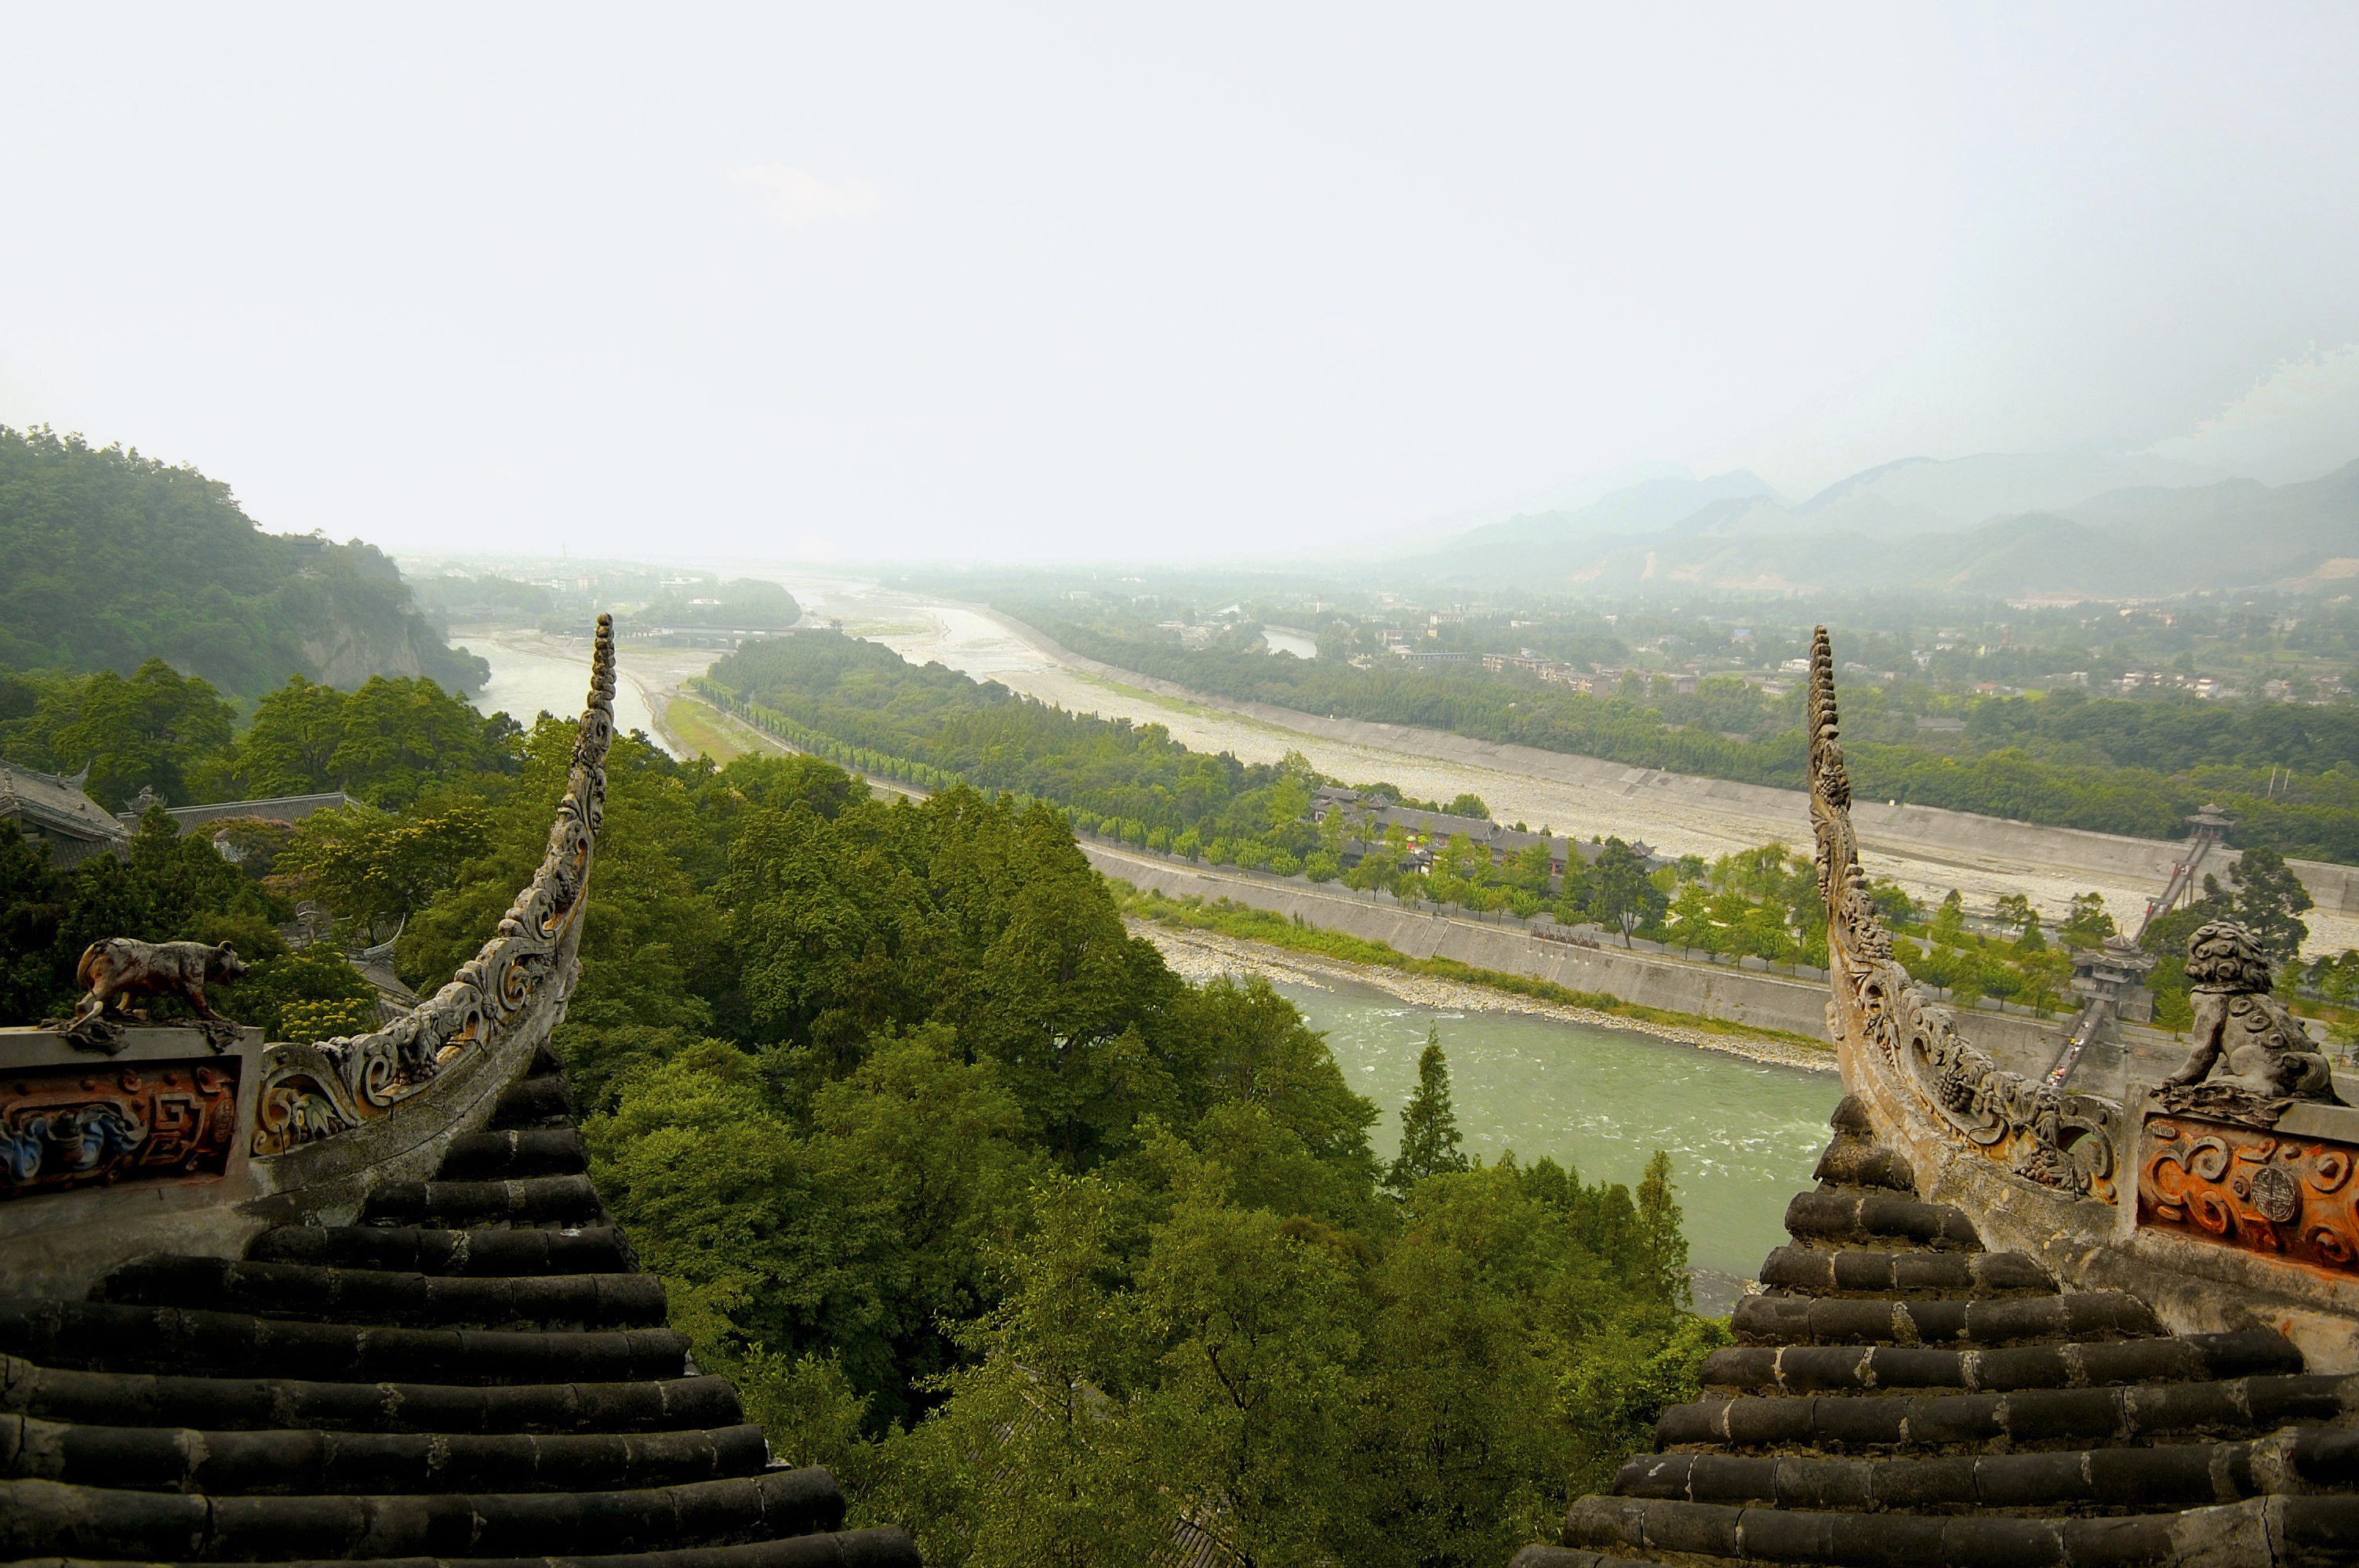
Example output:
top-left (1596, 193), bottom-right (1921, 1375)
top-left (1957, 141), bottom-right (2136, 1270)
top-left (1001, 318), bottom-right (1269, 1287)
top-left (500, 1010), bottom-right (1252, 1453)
top-left (0, 620), bottom-right (914, 1567)
top-left (1, 756), bottom-right (129, 867)
top-left (1510, 627), bottom-right (2359, 1566)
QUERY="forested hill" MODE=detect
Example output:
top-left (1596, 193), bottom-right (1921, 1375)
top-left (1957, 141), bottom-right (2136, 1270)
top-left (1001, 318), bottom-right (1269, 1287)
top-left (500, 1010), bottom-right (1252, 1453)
top-left (0, 425), bottom-right (484, 697)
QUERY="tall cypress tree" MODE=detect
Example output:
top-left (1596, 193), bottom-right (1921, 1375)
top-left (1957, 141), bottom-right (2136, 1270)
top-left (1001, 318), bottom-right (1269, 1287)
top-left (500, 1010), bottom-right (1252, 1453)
top-left (1386, 1029), bottom-right (1470, 1193)
top-left (1635, 1149), bottom-right (1692, 1307)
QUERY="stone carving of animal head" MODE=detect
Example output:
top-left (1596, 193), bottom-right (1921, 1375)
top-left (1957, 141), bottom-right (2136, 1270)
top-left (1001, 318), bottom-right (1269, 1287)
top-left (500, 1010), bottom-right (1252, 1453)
top-left (208, 943), bottom-right (252, 985)
top-left (2184, 920), bottom-right (2270, 992)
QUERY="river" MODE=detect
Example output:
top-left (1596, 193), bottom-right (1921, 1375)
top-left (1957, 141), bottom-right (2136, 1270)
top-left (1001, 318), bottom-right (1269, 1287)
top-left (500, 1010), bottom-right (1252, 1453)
top-left (460, 637), bottom-right (671, 753)
top-left (1262, 627), bottom-right (1318, 659)
top-left (1269, 975), bottom-right (1838, 1283)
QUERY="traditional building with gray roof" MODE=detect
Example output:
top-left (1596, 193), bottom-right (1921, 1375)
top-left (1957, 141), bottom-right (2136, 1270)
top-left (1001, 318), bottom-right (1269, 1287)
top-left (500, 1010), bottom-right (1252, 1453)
top-left (0, 757), bottom-right (129, 868)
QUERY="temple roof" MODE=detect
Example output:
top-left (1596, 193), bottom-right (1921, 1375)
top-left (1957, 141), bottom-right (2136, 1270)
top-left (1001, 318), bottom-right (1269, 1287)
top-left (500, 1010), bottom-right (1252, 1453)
top-left (0, 756), bottom-right (128, 848)
top-left (1515, 1096), bottom-right (2359, 1566)
top-left (0, 1046), bottom-right (917, 1566)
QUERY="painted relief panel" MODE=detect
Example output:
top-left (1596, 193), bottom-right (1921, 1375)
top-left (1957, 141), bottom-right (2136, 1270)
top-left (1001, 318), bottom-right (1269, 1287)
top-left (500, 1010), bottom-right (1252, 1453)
top-left (0, 1058), bottom-right (239, 1192)
top-left (2140, 1114), bottom-right (2359, 1276)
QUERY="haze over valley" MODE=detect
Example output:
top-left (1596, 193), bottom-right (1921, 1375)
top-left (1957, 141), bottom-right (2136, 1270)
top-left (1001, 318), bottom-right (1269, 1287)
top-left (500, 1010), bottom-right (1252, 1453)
top-left (9, 9), bottom-right (2359, 1563)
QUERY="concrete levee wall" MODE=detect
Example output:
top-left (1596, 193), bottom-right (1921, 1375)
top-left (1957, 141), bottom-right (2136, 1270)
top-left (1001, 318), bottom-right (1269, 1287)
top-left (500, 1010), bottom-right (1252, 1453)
top-left (1086, 844), bottom-right (1824, 1039)
top-left (1086, 842), bottom-right (2082, 1065)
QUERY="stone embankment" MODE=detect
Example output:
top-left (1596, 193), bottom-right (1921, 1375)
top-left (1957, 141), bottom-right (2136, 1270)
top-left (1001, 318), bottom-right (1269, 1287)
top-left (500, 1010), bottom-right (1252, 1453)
top-left (1129, 918), bottom-right (1838, 1076)
top-left (1085, 841), bottom-right (2092, 1079)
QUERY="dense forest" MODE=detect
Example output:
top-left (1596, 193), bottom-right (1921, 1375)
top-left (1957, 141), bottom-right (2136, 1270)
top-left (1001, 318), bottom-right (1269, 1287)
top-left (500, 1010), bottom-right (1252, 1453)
top-left (1013, 604), bottom-right (2359, 865)
top-left (700, 632), bottom-right (1335, 852)
top-left (0, 426), bottom-right (484, 697)
top-left (0, 660), bottom-right (519, 813)
top-left (0, 666), bottom-right (1725, 1563)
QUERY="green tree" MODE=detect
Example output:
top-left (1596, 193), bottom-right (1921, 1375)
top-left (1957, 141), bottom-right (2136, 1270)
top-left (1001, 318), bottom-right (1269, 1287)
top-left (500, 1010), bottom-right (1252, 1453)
top-left (27, 658), bottom-right (237, 810)
top-left (2058, 891), bottom-right (2117, 947)
top-left (0, 424), bottom-right (485, 699)
top-left (1386, 1031), bottom-right (1470, 1194)
top-left (1594, 837), bottom-right (1665, 946)
top-left (0, 829), bottom-right (65, 1020)
top-left (2225, 844), bottom-right (2314, 960)
top-left (1634, 1150), bottom-right (1691, 1308)
top-left (1136, 1162), bottom-right (1364, 1567)
top-left (1347, 1163), bottom-right (1581, 1563)
top-left (875, 1175), bottom-right (1165, 1568)
top-left (276, 800), bottom-right (493, 941)
top-left (224, 673), bottom-right (522, 808)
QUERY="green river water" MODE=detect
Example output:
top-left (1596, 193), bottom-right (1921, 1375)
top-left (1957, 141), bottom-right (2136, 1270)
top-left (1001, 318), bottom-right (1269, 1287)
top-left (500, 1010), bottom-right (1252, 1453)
top-left (1270, 977), bottom-right (1841, 1283)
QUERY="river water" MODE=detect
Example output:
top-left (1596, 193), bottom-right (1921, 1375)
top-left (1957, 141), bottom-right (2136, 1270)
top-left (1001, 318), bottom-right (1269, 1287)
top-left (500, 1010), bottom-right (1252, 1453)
top-left (1269, 975), bottom-right (1839, 1280)
top-left (461, 622), bottom-right (1830, 1282)
top-left (459, 639), bottom-right (671, 753)
top-left (1263, 627), bottom-right (1318, 659)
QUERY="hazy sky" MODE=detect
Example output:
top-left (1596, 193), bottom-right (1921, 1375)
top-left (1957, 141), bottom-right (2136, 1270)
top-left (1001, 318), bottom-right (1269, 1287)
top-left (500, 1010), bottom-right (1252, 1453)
top-left (4, 4), bottom-right (2356, 563)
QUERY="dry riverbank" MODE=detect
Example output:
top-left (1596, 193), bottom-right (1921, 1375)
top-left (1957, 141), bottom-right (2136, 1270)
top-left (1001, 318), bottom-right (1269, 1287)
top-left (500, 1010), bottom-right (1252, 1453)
top-left (1129, 918), bottom-right (1838, 1076)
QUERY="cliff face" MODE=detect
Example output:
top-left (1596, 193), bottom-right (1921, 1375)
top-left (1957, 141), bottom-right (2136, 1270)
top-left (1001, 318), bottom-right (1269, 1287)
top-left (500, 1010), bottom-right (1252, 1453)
top-left (278, 552), bottom-right (489, 693)
top-left (0, 426), bottom-right (486, 697)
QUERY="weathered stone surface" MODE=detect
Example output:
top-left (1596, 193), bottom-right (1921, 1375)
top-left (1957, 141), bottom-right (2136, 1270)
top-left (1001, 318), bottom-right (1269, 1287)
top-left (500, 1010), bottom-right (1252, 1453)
top-left (1757, 1243), bottom-right (2055, 1298)
top-left (1783, 1189), bottom-right (1985, 1251)
top-left (434, 1127), bottom-right (590, 1181)
top-left (246, 1224), bottom-right (637, 1276)
top-left (0, 1414), bottom-right (769, 1494)
top-left (1732, 1290), bottom-right (2157, 1348)
top-left (0, 1353), bottom-right (743, 1436)
top-left (360, 1174), bottom-right (607, 1228)
top-left (1512, 634), bottom-right (2359, 1565)
top-left (93, 1255), bottom-right (670, 1330)
top-left (0, 1298), bottom-right (692, 1385)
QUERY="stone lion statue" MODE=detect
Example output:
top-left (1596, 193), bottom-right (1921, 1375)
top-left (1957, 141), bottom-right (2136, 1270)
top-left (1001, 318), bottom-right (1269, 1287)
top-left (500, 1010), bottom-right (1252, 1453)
top-left (2160, 920), bottom-right (2343, 1109)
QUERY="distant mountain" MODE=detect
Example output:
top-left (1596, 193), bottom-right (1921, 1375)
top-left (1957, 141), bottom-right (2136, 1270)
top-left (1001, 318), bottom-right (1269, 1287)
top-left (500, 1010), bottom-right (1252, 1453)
top-left (1787, 448), bottom-right (2204, 533)
top-left (1425, 469), bottom-right (1782, 578)
top-left (0, 425), bottom-right (488, 696)
top-left (1403, 452), bottom-right (2359, 600)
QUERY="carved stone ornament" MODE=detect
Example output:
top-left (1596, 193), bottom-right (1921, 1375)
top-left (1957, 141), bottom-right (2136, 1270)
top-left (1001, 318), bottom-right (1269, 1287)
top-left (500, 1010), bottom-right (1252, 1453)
top-left (248, 616), bottom-right (614, 1159)
top-left (2154, 920), bottom-right (2344, 1127)
top-left (1808, 627), bottom-right (2121, 1202)
top-left (2140, 1115), bottom-right (2359, 1274)
top-left (0, 1057), bottom-right (239, 1192)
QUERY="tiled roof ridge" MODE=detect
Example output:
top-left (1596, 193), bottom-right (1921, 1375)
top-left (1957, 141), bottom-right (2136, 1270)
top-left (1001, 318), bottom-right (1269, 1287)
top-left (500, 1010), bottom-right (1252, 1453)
top-left (0, 1048), bottom-right (920, 1568)
top-left (1510, 1095), bottom-right (2359, 1568)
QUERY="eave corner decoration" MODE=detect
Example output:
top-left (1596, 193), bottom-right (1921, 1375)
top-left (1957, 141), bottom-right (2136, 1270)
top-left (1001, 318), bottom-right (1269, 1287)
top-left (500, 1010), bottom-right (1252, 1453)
top-left (1808, 626), bottom-right (2122, 1203)
top-left (249, 615), bottom-right (614, 1158)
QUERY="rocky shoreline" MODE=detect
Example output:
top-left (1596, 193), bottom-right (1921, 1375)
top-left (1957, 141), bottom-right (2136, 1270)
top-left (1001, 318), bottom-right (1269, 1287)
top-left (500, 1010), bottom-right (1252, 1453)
top-left (1129, 918), bottom-right (1839, 1076)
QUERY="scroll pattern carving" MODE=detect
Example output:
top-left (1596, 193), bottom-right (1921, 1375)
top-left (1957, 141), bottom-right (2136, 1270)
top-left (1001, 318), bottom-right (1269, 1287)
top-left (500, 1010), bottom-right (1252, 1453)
top-left (1808, 627), bottom-right (2122, 1202)
top-left (0, 1058), bottom-right (239, 1191)
top-left (2141, 1115), bottom-right (2359, 1276)
top-left (248, 616), bottom-right (614, 1160)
